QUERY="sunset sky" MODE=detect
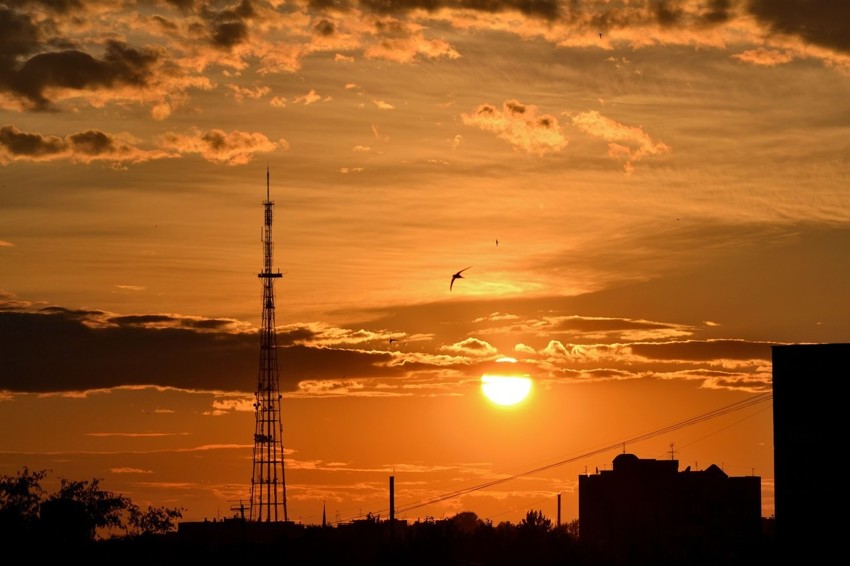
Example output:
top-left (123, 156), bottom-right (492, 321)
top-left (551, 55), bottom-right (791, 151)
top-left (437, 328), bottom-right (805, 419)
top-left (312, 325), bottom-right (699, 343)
top-left (2, 0), bottom-right (848, 528)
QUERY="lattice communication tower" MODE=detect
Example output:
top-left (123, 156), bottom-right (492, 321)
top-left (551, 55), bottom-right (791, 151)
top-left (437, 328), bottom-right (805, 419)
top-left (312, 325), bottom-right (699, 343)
top-left (249, 167), bottom-right (288, 522)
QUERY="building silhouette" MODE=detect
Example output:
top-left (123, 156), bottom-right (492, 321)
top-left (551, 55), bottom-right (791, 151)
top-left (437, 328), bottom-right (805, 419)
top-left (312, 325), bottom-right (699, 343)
top-left (578, 452), bottom-right (762, 564)
top-left (772, 343), bottom-right (846, 562)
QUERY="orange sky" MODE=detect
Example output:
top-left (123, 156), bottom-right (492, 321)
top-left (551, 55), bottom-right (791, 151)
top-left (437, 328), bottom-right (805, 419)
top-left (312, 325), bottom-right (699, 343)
top-left (2, 0), bottom-right (849, 526)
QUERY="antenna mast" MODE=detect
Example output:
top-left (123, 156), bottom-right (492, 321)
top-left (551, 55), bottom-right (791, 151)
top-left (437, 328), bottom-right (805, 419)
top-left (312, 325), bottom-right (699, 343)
top-left (250, 166), bottom-right (288, 522)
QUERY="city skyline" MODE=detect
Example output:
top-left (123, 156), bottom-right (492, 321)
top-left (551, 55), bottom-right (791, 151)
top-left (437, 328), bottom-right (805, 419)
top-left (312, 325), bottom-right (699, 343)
top-left (2, 1), bottom-right (848, 526)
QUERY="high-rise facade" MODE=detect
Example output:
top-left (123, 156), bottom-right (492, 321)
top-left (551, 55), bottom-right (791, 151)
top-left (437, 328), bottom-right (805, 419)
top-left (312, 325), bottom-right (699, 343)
top-left (772, 343), bottom-right (846, 561)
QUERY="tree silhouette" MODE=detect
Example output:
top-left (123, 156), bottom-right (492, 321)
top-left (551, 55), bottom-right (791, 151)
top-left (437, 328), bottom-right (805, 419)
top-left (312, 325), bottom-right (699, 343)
top-left (0, 468), bottom-right (183, 548)
top-left (0, 467), bottom-right (47, 543)
top-left (127, 503), bottom-right (185, 537)
top-left (45, 477), bottom-right (130, 541)
top-left (519, 509), bottom-right (553, 532)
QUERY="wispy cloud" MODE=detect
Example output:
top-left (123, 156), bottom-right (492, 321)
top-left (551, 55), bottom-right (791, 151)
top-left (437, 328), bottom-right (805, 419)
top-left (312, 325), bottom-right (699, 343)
top-left (87, 438), bottom-right (190, 442)
top-left (570, 111), bottom-right (670, 174)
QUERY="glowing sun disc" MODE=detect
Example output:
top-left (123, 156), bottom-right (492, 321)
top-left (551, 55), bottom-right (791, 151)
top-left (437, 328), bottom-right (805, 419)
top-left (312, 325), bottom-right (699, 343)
top-left (481, 375), bottom-right (532, 406)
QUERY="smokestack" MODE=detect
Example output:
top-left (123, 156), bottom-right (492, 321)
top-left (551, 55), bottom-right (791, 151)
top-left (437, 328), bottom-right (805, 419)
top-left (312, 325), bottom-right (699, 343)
top-left (557, 493), bottom-right (561, 527)
top-left (389, 475), bottom-right (395, 524)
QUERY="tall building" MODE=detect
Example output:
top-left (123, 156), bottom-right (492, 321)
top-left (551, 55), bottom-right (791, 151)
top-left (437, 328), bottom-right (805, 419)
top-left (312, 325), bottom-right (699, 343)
top-left (250, 168), bottom-right (288, 522)
top-left (579, 453), bottom-right (762, 564)
top-left (772, 343), bottom-right (846, 561)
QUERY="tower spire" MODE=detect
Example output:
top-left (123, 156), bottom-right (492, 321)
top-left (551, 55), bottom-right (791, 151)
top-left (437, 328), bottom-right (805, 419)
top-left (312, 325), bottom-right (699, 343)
top-left (250, 167), bottom-right (288, 522)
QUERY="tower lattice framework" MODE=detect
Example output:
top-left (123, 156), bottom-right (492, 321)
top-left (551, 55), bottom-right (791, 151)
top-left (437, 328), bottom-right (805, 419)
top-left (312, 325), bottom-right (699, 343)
top-left (250, 168), bottom-right (288, 522)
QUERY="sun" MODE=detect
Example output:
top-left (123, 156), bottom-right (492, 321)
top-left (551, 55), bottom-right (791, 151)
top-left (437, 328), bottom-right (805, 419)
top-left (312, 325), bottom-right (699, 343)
top-left (481, 357), bottom-right (533, 406)
top-left (481, 375), bottom-right (532, 406)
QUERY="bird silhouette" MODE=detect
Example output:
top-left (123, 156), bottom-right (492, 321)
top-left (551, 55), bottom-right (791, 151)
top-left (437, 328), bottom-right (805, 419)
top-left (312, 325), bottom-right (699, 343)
top-left (450, 267), bottom-right (471, 291)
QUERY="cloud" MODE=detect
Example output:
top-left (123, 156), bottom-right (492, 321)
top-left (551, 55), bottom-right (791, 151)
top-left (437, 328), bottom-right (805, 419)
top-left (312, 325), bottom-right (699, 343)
top-left (629, 339), bottom-right (775, 363)
top-left (732, 48), bottom-right (794, 66)
top-left (651, 368), bottom-right (772, 393)
top-left (475, 313), bottom-right (692, 342)
top-left (113, 285), bottom-right (145, 292)
top-left (538, 340), bottom-right (636, 364)
top-left (105, 313), bottom-right (251, 333)
top-left (473, 312), bottom-right (520, 323)
top-left (747, 0), bottom-right (850, 54)
top-left (86, 438), bottom-right (189, 442)
top-left (0, 307), bottom-right (257, 393)
top-left (545, 315), bottom-right (692, 341)
top-left (0, 125), bottom-right (177, 165)
top-left (362, 17), bottom-right (461, 63)
top-left (570, 110), bottom-right (670, 174)
top-left (2, 37), bottom-right (162, 111)
top-left (551, 315), bottom-right (681, 332)
top-left (2, 221), bottom-right (826, 399)
top-left (314, 18), bottom-right (336, 37)
top-left (356, 0), bottom-right (561, 20)
top-left (0, 296), bottom-right (782, 396)
top-left (0, 303), bottom-right (415, 394)
top-left (441, 337), bottom-right (500, 358)
top-left (461, 99), bottom-right (568, 155)
top-left (226, 83), bottom-right (271, 102)
top-left (294, 379), bottom-right (407, 398)
top-left (208, 15), bottom-right (250, 49)
top-left (0, 5), bottom-right (212, 115)
top-left (1, 0), bottom-right (847, 120)
top-left (293, 89), bottom-right (328, 105)
top-left (110, 468), bottom-right (154, 474)
top-left (209, 396), bottom-right (255, 414)
top-left (158, 128), bottom-right (285, 165)
top-left (371, 124), bottom-right (389, 141)
top-left (288, 322), bottom-right (395, 348)
top-left (699, 373), bottom-right (772, 393)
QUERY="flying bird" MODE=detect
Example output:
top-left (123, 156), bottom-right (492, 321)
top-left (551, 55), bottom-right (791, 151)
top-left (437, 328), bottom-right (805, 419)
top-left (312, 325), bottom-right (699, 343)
top-left (450, 267), bottom-right (471, 291)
